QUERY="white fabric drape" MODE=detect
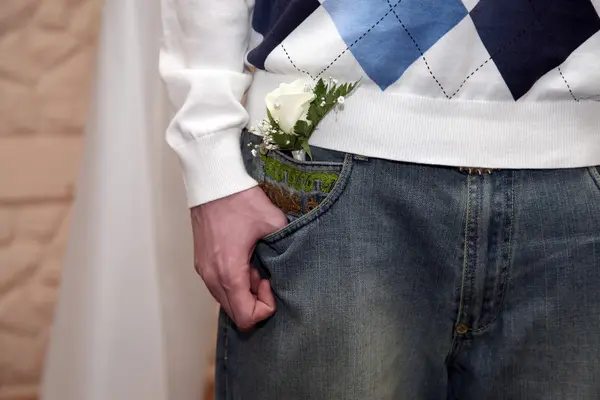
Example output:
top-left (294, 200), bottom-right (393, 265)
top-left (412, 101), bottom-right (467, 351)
top-left (40, 0), bottom-right (216, 399)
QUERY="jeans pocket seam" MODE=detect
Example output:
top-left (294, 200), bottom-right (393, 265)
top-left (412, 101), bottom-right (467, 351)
top-left (587, 166), bottom-right (600, 193)
top-left (271, 149), bottom-right (345, 168)
top-left (215, 311), bottom-right (231, 400)
top-left (261, 153), bottom-right (354, 243)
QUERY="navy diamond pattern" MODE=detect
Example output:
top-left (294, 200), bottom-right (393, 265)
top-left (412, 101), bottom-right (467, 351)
top-left (249, 0), bottom-right (600, 98)
top-left (249, 0), bottom-right (321, 70)
top-left (470, 0), bottom-right (600, 100)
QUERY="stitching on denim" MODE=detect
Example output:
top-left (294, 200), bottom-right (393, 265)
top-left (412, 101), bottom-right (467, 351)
top-left (472, 172), bottom-right (515, 334)
top-left (316, 0), bottom-right (403, 79)
top-left (271, 149), bottom-right (345, 169)
top-left (281, 44), bottom-right (315, 79)
top-left (469, 176), bottom-right (482, 309)
top-left (262, 153), bottom-right (354, 243)
top-left (588, 166), bottom-right (600, 192)
top-left (455, 174), bottom-right (473, 328)
top-left (558, 67), bottom-right (579, 102)
top-left (386, 0), bottom-right (450, 98)
top-left (446, 335), bottom-right (464, 366)
top-left (447, 174), bottom-right (475, 361)
top-left (220, 314), bottom-right (229, 400)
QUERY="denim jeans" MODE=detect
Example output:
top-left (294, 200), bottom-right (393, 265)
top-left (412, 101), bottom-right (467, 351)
top-left (215, 131), bottom-right (600, 399)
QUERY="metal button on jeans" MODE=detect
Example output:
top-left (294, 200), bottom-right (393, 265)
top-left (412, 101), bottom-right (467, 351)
top-left (455, 324), bottom-right (469, 335)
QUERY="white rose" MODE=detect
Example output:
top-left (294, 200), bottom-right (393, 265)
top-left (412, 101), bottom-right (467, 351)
top-left (265, 80), bottom-right (316, 134)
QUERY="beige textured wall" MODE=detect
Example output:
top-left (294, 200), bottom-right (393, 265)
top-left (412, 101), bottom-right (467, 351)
top-left (0, 0), bottom-right (102, 398)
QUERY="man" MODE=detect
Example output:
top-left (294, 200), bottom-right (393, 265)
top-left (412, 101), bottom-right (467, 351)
top-left (159, 0), bottom-right (600, 398)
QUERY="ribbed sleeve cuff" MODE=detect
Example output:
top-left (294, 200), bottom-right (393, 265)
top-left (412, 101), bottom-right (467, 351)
top-left (173, 129), bottom-right (258, 207)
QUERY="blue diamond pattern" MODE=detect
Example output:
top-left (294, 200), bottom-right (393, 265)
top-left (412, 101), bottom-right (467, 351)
top-left (470, 0), bottom-right (600, 100)
top-left (323, 0), bottom-right (468, 90)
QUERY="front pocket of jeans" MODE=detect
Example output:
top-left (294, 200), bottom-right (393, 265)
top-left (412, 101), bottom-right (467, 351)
top-left (257, 150), bottom-right (353, 244)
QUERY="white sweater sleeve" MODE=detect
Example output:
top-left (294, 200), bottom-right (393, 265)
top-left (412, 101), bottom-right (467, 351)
top-left (159, 0), bottom-right (258, 207)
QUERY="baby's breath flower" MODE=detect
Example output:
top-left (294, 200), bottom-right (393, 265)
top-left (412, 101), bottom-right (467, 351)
top-left (337, 96), bottom-right (345, 104)
top-left (251, 149), bottom-right (258, 157)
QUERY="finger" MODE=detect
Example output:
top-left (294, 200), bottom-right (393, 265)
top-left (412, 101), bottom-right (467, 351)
top-left (253, 279), bottom-right (277, 322)
top-left (221, 264), bottom-right (264, 330)
top-left (250, 268), bottom-right (261, 294)
top-left (210, 284), bottom-right (236, 323)
top-left (223, 279), bottom-right (257, 331)
top-left (226, 279), bottom-right (277, 329)
top-left (224, 275), bottom-right (276, 330)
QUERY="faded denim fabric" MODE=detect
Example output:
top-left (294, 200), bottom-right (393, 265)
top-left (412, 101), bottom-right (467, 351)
top-left (215, 132), bottom-right (600, 400)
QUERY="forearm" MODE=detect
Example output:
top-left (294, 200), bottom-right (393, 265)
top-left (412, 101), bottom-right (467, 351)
top-left (159, 0), bottom-right (257, 206)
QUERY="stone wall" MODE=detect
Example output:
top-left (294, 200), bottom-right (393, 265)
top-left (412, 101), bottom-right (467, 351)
top-left (0, 0), bottom-right (102, 398)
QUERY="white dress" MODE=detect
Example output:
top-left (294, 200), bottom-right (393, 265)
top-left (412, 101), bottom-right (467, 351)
top-left (40, 0), bottom-right (216, 399)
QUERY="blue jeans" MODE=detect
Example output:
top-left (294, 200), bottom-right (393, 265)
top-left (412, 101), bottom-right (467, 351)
top-left (216, 132), bottom-right (600, 399)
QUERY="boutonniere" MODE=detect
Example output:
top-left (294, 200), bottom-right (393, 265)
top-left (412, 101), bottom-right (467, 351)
top-left (249, 77), bottom-right (360, 161)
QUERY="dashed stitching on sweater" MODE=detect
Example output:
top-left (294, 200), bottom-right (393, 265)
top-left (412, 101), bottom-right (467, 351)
top-left (316, 0), bottom-right (404, 79)
top-left (558, 67), bottom-right (579, 101)
top-left (387, 0), bottom-right (450, 98)
top-left (450, 4), bottom-right (550, 98)
top-left (526, 0), bottom-right (579, 102)
top-left (281, 44), bottom-right (315, 79)
top-left (281, 0), bottom-right (584, 102)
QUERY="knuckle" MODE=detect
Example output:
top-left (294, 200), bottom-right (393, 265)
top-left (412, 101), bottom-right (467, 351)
top-left (220, 272), bottom-right (246, 292)
top-left (216, 268), bottom-right (232, 285)
top-left (216, 264), bottom-right (239, 285)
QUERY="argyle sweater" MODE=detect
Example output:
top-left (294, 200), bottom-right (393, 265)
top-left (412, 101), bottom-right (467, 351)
top-left (159, 0), bottom-right (600, 207)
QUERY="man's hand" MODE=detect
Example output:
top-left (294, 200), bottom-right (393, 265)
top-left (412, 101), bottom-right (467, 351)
top-left (191, 187), bottom-right (287, 330)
